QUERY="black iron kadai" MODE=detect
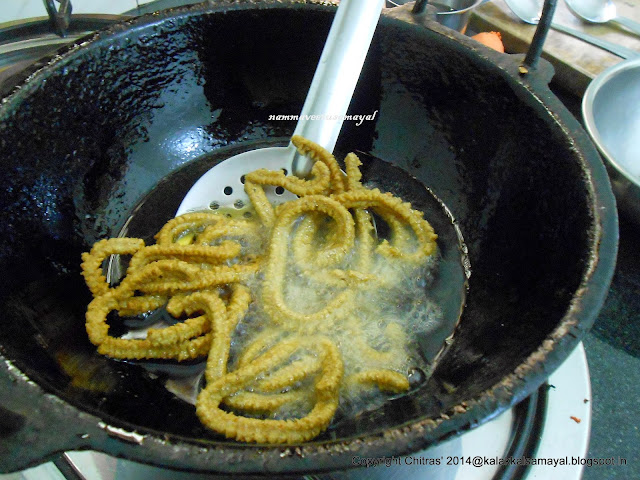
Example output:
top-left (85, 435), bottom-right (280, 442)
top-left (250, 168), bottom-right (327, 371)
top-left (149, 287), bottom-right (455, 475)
top-left (0, 0), bottom-right (617, 475)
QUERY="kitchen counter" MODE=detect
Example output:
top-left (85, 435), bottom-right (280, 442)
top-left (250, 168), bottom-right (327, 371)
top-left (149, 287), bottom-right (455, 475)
top-left (471, 0), bottom-right (640, 97)
top-left (582, 216), bottom-right (640, 480)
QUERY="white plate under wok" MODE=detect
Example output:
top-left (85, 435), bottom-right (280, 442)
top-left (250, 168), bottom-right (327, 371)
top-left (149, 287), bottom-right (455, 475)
top-left (2, 343), bottom-right (591, 480)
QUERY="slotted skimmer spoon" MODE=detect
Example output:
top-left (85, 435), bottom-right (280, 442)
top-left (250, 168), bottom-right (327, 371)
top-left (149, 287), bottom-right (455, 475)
top-left (177, 0), bottom-right (386, 215)
top-left (148, 0), bottom-right (467, 386)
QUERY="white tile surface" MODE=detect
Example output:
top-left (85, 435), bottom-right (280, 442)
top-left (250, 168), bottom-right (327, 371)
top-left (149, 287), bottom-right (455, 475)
top-left (0, 0), bottom-right (138, 24)
top-left (0, 462), bottom-right (65, 480)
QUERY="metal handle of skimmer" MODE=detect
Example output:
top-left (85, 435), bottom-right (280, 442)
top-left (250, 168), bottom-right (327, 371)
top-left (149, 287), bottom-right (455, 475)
top-left (291, 0), bottom-right (385, 177)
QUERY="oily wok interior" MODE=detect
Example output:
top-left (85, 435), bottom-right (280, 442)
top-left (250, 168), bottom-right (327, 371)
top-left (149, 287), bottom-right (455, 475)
top-left (0, 2), bottom-right (616, 474)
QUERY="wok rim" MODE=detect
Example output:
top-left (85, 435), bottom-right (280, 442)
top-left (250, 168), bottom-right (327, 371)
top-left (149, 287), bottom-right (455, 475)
top-left (0, 0), bottom-right (618, 474)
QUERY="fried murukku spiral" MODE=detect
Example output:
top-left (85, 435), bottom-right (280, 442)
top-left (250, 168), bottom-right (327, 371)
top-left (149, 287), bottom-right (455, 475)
top-left (196, 336), bottom-right (343, 444)
top-left (81, 136), bottom-right (438, 444)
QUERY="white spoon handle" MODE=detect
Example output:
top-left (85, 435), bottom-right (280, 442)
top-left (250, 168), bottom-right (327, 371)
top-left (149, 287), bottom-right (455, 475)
top-left (551, 22), bottom-right (639, 59)
top-left (614, 15), bottom-right (640, 37)
top-left (291, 0), bottom-right (385, 176)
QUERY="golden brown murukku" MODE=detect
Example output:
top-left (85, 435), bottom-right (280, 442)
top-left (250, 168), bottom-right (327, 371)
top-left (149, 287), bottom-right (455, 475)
top-left (205, 285), bottom-right (252, 383)
top-left (155, 212), bottom-right (224, 245)
top-left (291, 135), bottom-right (345, 193)
top-left (97, 333), bottom-right (212, 361)
top-left (245, 161), bottom-right (331, 228)
top-left (344, 152), bottom-right (364, 191)
top-left (196, 336), bottom-right (342, 444)
top-left (354, 209), bottom-right (376, 272)
top-left (128, 242), bottom-right (241, 271)
top-left (335, 188), bottom-right (438, 261)
top-left (347, 369), bottom-right (410, 393)
top-left (254, 356), bottom-right (322, 392)
top-left (146, 314), bottom-right (210, 347)
top-left (117, 295), bottom-right (168, 318)
top-left (196, 220), bottom-right (262, 247)
top-left (80, 238), bottom-right (145, 296)
top-left (223, 390), bottom-right (309, 414)
top-left (261, 196), bottom-right (357, 329)
top-left (129, 260), bottom-right (259, 295)
top-left (272, 195), bottom-right (355, 268)
top-left (81, 136), bottom-right (438, 444)
top-left (236, 328), bottom-right (285, 368)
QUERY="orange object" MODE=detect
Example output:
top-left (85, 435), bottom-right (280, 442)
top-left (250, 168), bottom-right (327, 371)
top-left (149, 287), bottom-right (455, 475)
top-left (472, 31), bottom-right (505, 53)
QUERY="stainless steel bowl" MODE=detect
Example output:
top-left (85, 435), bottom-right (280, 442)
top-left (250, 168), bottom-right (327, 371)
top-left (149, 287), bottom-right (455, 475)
top-left (389, 0), bottom-right (486, 33)
top-left (583, 58), bottom-right (640, 223)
